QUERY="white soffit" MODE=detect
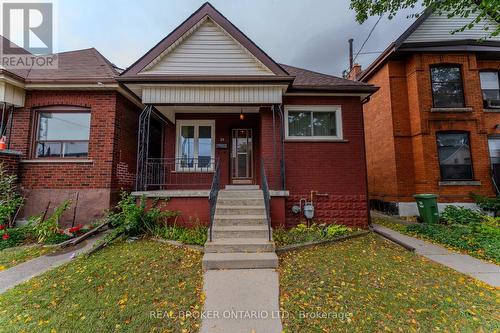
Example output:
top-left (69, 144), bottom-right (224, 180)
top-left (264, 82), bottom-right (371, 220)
top-left (141, 85), bottom-right (284, 104)
top-left (140, 17), bottom-right (274, 76)
top-left (405, 11), bottom-right (500, 43)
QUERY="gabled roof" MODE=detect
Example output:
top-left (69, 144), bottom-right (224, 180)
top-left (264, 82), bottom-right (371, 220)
top-left (281, 64), bottom-right (377, 92)
top-left (359, 8), bottom-right (500, 81)
top-left (120, 2), bottom-right (289, 78)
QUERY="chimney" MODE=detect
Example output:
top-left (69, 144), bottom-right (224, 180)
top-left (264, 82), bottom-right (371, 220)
top-left (347, 63), bottom-right (362, 81)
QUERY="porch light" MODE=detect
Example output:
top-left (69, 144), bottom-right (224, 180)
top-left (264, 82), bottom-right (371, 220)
top-left (240, 109), bottom-right (245, 120)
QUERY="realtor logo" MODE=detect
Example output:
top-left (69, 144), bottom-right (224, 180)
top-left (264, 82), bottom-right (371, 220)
top-left (2, 2), bottom-right (53, 54)
top-left (0, 0), bottom-right (57, 69)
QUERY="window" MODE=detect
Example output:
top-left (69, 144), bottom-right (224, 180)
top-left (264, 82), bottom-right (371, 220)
top-left (175, 120), bottom-right (215, 171)
top-left (480, 71), bottom-right (500, 108)
top-left (430, 65), bottom-right (465, 108)
top-left (286, 106), bottom-right (342, 139)
top-left (488, 137), bottom-right (500, 191)
top-left (35, 111), bottom-right (91, 158)
top-left (436, 132), bottom-right (473, 180)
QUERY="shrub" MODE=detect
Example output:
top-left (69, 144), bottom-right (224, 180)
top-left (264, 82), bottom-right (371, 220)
top-left (159, 224), bottom-right (208, 246)
top-left (31, 200), bottom-right (72, 243)
top-left (0, 225), bottom-right (32, 250)
top-left (273, 223), bottom-right (353, 246)
top-left (0, 163), bottom-right (24, 228)
top-left (105, 192), bottom-right (180, 241)
top-left (470, 193), bottom-right (500, 216)
top-left (440, 205), bottom-right (483, 225)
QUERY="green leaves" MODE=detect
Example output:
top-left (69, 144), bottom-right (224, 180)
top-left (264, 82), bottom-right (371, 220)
top-left (350, 0), bottom-right (500, 39)
top-left (273, 223), bottom-right (353, 246)
top-left (0, 163), bottom-right (24, 228)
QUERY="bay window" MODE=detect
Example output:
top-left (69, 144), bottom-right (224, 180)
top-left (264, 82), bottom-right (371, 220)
top-left (430, 65), bottom-right (465, 108)
top-left (436, 132), bottom-right (473, 180)
top-left (35, 110), bottom-right (91, 158)
top-left (286, 106), bottom-right (342, 139)
top-left (175, 120), bottom-right (215, 171)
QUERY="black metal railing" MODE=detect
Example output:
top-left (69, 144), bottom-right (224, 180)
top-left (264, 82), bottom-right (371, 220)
top-left (260, 159), bottom-right (272, 241)
top-left (208, 159), bottom-right (221, 242)
top-left (144, 157), bottom-right (216, 190)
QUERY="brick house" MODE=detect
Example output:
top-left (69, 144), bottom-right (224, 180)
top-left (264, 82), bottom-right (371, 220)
top-left (1, 3), bottom-right (377, 229)
top-left (356, 9), bottom-right (500, 216)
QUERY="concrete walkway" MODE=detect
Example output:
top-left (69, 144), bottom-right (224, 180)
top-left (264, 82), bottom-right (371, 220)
top-left (372, 223), bottom-right (500, 287)
top-left (201, 269), bottom-right (282, 333)
top-left (0, 233), bottom-right (105, 294)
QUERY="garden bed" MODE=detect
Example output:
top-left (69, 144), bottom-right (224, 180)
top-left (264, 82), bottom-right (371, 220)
top-left (273, 223), bottom-right (357, 247)
top-left (279, 234), bottom-right (498, 332)
top-left (374, 216), bottom-right (500, 264)
top-left (0, 239), bottom-right (204, 333)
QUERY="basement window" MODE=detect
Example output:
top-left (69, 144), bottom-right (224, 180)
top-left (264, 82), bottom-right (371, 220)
top-left (34, 110), bottom-right (91, 158)
top-left (285, 106), bottom-right (342, 140)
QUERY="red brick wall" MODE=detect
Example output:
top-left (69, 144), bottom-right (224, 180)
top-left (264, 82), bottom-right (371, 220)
top-left (363, 53), bottom-right (500, 207)
top-left (9, 90), bottom-right (141, 225)
top-left (0, 150), bottom-right (21, 177)
top-left (282, 96), bottom-right (369, 228)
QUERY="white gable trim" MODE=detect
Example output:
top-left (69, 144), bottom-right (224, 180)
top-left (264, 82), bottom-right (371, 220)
top-left (139, 16), bottom-right (274, 76)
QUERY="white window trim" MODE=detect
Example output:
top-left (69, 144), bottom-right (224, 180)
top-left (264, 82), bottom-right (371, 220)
top-left (284, 105), bottom-right (343, 141)
top-left (175, 119), bottom-right (215, 172)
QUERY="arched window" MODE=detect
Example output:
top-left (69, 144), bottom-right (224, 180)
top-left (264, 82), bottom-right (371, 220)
top-left (436, 132), bottom-right (473, 180)
top-left (33, 106), bottom-right (91, 158)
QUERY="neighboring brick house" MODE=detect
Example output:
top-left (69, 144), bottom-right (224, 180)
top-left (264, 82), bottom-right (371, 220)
top-left (0, 47), bottom-right (143, 225)
top-left (356, 9), bottom-right (500, 216)
top-left (1, 3), bottom-right (377, 228)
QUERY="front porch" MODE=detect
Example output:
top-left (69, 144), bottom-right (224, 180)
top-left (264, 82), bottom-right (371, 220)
top-left (131, 104), bottom-right (289, 228)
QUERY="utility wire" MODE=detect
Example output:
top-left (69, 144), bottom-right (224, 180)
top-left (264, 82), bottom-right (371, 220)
top-left (353, 15), bottom-right (383, 62)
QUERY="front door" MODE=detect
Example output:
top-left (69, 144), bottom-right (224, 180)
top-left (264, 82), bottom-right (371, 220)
top-left (231, 129), bottom-right (253, 184)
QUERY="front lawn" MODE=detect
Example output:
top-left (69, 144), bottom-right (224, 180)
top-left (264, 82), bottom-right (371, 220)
top-left (374, 217), bottom-right (500, 264)
top-left (0, 246), bottom-right (52, 271)
top-left (279, 234), bottom-right (499, 332)
top-left (0, 239), bottom-right (204, 333)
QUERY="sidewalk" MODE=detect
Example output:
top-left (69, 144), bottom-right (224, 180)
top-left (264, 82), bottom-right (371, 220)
top-left (372, 223), bottom-right (500, 287)
top-left (201, 269), bottom-right (282, 333)
top-left (0, 233), bottom-right (106, 294)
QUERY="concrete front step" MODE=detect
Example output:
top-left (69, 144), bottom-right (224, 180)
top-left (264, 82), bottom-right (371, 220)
top-left (214, 215), bottom-right (267, 226)
top-left (202, 252), bottom-right (279, 270)
top-left (210, 225), bottom-right (271, 239)
top-left (205, 238), bottom-right (275, 253)
top-left (224, 185), bottom-right (260, 190)
top-left (216, 205), bottom-right (266, 215)
top-left (217, 198), bottom-right (265, 206)
top-left (218, 191), bottom-right (264, 199)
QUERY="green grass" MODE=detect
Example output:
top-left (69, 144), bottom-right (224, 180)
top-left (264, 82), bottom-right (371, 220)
top-left (0, 239), bottom-right (204, 333)
top-left (374, 218), bottom-right (500, 264)
top-left (279, 234), bottom-right (499, 332)
top-left (0, 246), bottom-right (52, 271)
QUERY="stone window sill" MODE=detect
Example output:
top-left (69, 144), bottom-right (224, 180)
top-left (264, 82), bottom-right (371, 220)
top-left (21, 159), bottom-right (94, 164)
top-left (438, 180), bottom-right (481, 186)
top-left (430, 107), bottom-right (473, 113)
top-left (484, 108), bottom-right (500, 113)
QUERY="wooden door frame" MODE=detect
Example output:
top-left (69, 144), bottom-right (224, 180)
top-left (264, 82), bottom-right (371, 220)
top-left (230, 128), bottom-right (254, 184)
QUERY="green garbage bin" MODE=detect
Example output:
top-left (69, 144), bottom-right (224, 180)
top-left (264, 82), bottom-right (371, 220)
top-left (413, 194), bottom-right (439, 223)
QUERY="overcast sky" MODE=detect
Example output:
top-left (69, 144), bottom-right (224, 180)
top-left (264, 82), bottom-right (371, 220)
top-left (56, 0), bottom-right (421, 77)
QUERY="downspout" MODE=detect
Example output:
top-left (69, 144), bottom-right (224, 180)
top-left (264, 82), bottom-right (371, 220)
top-left (272, 105), bottom-right (277, 185)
